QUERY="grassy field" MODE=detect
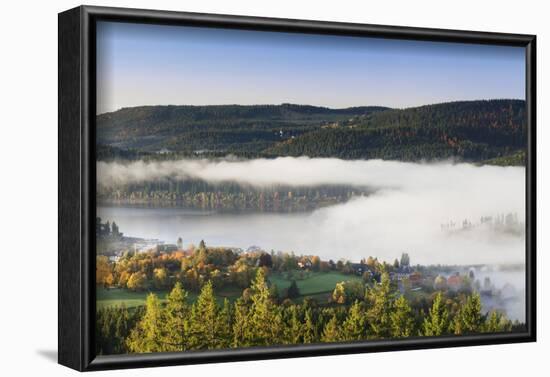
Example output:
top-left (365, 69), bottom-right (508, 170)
top-left (97, 271), bottom-right (361, 309)
top-left (97, 286), bottom-right (240, 309)
top-left (269, 271), bottom-right (362, 296)
top-left (97, 288), bottom-right (175, 309)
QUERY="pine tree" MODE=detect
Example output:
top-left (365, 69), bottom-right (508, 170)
top-left (283, 305), bottom-right (303, 345)
top-left (341, 300), bottom-right (367, 341)
top-left (423, 292), bottom-right (449, 336)
top-left (189, 281), bottom-right (219, 349)
top-left (453, 293), bottom-right (483, 335)
top-left (164, 282), bottom-right (190, 351)
top-left (367, 272), bottom-right (393, 338)
top-left (390, 295), bottom-right (414, 337)
top-left (126, 293), bottom-right (166, 353)
top-left (303, 309), bottom-right (317, 344)
top-left (321, 315), bottom-right (341, 343)
top-left (245, 269), bottom-right (283, 346)
top-left (217, 298), bottom-right (233, 349)
top-left (483, 310), bottom-right (512, 333)
top-left (232, 298), bottom-right (249, 347)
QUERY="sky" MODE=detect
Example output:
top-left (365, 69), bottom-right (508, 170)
top-left (96, 21), bottom-right (526, 114)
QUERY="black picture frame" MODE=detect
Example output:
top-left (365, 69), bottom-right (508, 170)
top-left (58, 5), bottom-right (537, 372)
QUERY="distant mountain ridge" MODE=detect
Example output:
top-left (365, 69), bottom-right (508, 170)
top-left (96, 100), bottom-right (526, 165)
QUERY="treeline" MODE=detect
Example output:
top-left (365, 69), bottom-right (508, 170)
top-left (96, 269), bottom-right (520, 355)
top-left (96, 100), bottom-right (526, 165)
top-left (97, 180), bottom-right (369, 211)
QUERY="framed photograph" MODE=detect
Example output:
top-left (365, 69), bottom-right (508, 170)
top-left (58, 5), bottom-right (536, 371)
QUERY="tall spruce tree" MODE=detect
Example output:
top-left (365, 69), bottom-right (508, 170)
top-left (423, 292), bottom-right (449, 336)
top-left (283, 305), bottom-right (303, 345)
top-left (164, 282), bottom-right (190, 351)
top-left (245, 269), bottom-right (283, 346)
top-left (303, 309), bottom-right (317, 344)
top-left (367, 272), bottom-right (393, 338)
top-left (189, 281), bottom-right (219, 349)
top-left (232, 298), bottom-right (249, 347)
top-left (341, 300), bottom-right (367, 341)
top-left (390, 295), bottom-right (414, 337)
top-left (453, 293), bottom-right (483, 335)
top-left (217, 298), bottom-right (233, 349)
top-left (483, 310), bottom-right (511, 333)
top-left (321, 314), bottom-right (341, 343)
top-left (126, 293), bottom-right (166, 353)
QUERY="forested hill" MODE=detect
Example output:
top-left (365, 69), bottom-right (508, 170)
top-left (97, 104), bottom-right (388, 156)
top-left (97, 100), bottom-right (526, 165)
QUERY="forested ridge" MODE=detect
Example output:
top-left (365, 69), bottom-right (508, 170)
top-left (97, 103), bottom-right (388, 157)
top-left (96, 100), bottom-right (526, 165)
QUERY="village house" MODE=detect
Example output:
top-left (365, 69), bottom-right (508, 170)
top-left (447, 273), bottom-right (464, 291)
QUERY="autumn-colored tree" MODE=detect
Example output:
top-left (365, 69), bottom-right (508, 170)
top-left (311, 256), bottom-right (321, 272)
top-left (332, 282), bottom-right (347, 304)
top-left (96, 256), bottom-right (114, 287)
top-left (153, 267), bottom-right (168, 289)
top-left (126, 271), bottom-right (147, 291)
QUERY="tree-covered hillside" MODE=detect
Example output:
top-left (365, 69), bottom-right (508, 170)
top-left (265, 100), bottom-right (526, 163)
top-left (97, 100), bottom-right (526, 164)
top-left (97, 103), bottom-right (388, 156)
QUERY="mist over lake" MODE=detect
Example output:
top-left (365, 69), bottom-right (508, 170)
top-left (97, 157), bottom-right (525, 266)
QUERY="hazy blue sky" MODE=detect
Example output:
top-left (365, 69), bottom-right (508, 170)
top-left (96, 21), bottom-right (525, 114)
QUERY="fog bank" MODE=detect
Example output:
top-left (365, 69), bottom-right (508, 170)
top-left (98, 157), bottom-right (526, 265)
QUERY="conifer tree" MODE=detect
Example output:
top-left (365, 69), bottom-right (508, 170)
top-left (126, 293), bottom-right (166, 353)
top-left (164, 282), bottom-right (190, 351)
top-left (453, 293), bottom-right (483, 335)
top-left (189, 281), bottom-right (219, 349)
top-left (303, 309), bottom-right (317, 344)
top-left (283, 305), bottom-right (303, 344)
top-left (390, 295), bottom-right (414, 337)
top-left (232, 298), bottom-right (249, 347)
top-left (321, 314), bottom-right (341, 343)
top-left (341, 300), bottom-right (367, 341)
top-left (217, 298), bottom-right (233, 349)
top-left (245, 269), bottom-right (283, 346)
top-left (483, 310), bottom-right (511, 333)
top-left (423, 292), bottom-right (449, 336)
top-left (367, 272), bottom-right (393, 338)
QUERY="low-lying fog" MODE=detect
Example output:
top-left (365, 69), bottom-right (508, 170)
top-left (98, 157), bottom-right (525, 266)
